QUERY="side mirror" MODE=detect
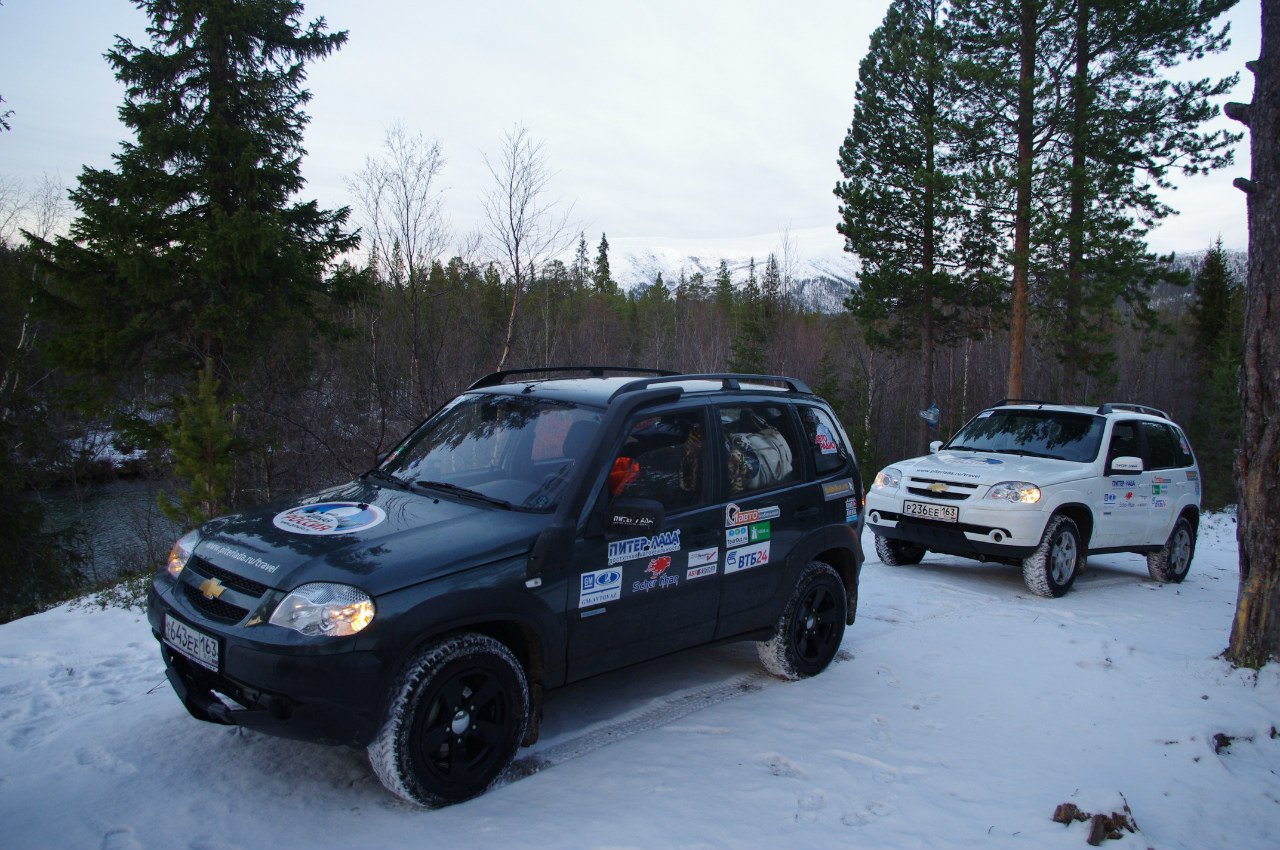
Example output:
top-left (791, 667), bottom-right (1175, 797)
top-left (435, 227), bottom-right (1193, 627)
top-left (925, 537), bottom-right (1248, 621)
top-left (1109, 456), bottom-right (1144, 474)
top-left (929, 440), bottom-right (943, 454)
top-left (607, 498), bottom-right (666, 535)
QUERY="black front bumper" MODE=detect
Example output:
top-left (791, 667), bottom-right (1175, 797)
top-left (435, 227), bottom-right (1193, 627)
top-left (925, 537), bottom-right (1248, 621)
top-left (872, 516), bottom-right (1038, 561)
top-left (148, 580), bottom-right (388, 747)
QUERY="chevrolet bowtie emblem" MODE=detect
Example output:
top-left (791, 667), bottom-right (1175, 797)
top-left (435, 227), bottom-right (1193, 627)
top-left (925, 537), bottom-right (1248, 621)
top-left (199, 577), bottom-right (226, 600)
top-left (927, 482), bottom-right (948, 493)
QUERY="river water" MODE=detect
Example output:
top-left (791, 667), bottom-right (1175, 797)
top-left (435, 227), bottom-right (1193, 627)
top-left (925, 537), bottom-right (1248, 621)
top-left (37, 478), bottom-right (183, 583)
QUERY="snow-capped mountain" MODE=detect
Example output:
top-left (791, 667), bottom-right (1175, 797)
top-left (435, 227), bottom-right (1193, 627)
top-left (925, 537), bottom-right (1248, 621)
top-left (606, 227), bottom-right (857, 313)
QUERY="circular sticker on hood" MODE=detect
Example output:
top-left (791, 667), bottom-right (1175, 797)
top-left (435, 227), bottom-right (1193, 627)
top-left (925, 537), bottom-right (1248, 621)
top-left (272, 502), bottom-right (387, 536)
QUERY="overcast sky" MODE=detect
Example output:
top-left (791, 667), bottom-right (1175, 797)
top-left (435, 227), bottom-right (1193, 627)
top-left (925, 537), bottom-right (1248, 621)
top-left (0, 0), bottom-right (1262, 254)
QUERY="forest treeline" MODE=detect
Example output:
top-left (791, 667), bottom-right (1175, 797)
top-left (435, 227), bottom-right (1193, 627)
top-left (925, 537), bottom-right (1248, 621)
top-left (0, 0), bottom-right (1247, 621)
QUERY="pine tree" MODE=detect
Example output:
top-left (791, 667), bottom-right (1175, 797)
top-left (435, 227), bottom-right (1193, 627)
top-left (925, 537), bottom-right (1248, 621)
top-left (950, 0), bottom-right (1237, 397)
top-left (837, 0), bottom-right (984, 446)
top-left (1041, 0), bottom-right (1238, 396)
top-left (36, 0), bottom-right (355, 387)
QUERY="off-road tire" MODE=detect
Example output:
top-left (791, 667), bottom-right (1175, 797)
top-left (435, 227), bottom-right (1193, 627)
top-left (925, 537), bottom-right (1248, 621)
top-left (1147, 516), bottom-right (1195, 583)
top-left (757, 562), bottom-right (847, 680)
top-left (874, 535), bottom-right (926, 566)
top-left (1021, 515), bottom-right (1083, 598)
top-left (368, 633), bottom-right (528, 807)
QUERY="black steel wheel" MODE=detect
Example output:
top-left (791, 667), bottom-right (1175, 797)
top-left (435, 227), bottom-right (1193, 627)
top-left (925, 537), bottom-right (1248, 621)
top-left (758, 562), bottom-right (848, 680)
top-left (369, 634), bottom-right (528, 807)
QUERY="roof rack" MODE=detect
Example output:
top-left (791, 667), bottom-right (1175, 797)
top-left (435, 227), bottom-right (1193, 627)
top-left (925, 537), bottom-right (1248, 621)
top-left (992, 398), bottom-right (1054, 407)
top-left (467, 366), bottom-right (678, 390)
top-left (1096, 402), bottom-right (1169, 420)
top-left (608, 372), bottom-right (812, 402)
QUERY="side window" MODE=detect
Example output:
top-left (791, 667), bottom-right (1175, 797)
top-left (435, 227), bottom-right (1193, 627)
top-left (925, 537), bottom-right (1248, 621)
top-left (1140, 421), bottom-right (1180, 470)
top-left (1172, 426), bottom-right (1195, 467)
top-left (1106, 421), bottom-right (1140, 468)
top-left (607, 410), bottom-right (707, 513)
top-left (719, 403), bottom-right (804, 496)
top-left (798, 405), bottom-right (851, 477)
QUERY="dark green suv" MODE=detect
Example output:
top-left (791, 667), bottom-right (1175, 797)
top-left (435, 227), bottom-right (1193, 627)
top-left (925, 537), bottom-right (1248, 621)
top-left (148, 368), bottom-right (865, 805)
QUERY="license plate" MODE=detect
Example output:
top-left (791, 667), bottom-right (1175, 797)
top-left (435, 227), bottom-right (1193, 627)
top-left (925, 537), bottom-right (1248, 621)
top-left (164, 615), bottom-right (221, 672)
top-left (902, 500), bottom-right (959, 523)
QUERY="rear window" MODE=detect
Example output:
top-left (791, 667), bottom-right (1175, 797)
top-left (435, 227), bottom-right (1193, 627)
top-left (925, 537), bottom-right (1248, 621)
top-left (946, 409), bottom-right (1105, 463)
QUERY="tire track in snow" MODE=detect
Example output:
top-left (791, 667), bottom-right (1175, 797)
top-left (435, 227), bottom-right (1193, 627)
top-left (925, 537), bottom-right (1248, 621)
top-left (499, 652), bottom-right (855, 785)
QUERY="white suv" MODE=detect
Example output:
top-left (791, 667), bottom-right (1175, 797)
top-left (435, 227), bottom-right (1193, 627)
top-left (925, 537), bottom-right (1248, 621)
top-left (864, 401), bottom-right (1200, 597)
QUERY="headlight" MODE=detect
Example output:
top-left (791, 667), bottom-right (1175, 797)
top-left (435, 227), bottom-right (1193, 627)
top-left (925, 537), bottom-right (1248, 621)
top-left (269, 583), bottom-right (375, 637)
top-left (987, 481), bottom-right (1041, 504)
top-left (165, 530), bottom-right (199, 579)
top-left (872, 467), bottom-right (902, 490)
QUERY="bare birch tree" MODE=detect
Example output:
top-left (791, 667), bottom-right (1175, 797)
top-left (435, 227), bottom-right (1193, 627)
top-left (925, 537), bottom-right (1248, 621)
top-left (480, 124), bottom-right (574, 371)
top-left (347, 123), bottom-right (449, 410)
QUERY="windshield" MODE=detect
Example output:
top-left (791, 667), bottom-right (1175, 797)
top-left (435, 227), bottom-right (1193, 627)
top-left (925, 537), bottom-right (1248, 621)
top-left (945, 409), bottom-right (1104, 463)
top-left (380, 394), bottom-right (603, 512)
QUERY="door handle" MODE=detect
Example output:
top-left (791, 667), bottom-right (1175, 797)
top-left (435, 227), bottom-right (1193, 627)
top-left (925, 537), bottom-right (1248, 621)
top-left (795, 506), bottom-right (819, 519)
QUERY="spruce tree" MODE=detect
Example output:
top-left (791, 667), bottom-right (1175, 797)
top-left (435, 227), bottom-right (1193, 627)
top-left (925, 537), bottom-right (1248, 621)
top-left (1186, 239), bottom-right (1243, 509)
top-left (36, 0), bottom-right (355, 387)
top-left (593, 233), bottom-right (615, 294)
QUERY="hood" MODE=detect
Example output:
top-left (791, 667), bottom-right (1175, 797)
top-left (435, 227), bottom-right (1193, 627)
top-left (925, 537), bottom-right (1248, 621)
top-left (897, 450), bottom-right (1093, 488)
top-left (190, 478), bottom-right (548, 596)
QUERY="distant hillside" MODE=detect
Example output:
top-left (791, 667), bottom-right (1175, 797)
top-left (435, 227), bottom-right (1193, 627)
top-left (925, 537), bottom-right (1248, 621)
top-left (603, 230), bottom-right (1246, 314)
top-left (607, 228), bottom-right (856, 313)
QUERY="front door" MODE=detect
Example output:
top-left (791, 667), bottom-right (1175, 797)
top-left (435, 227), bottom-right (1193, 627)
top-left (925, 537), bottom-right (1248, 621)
top-left (566, 407), bottom-right (722, 681)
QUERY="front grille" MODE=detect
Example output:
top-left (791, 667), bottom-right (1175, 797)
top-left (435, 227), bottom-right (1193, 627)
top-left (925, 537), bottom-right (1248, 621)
top-left (906, 477), bottom-right (979, 501)
top-left (189, 556), bottom-right (271, 597)
top-left (183, 583), bottom-right (250, 623)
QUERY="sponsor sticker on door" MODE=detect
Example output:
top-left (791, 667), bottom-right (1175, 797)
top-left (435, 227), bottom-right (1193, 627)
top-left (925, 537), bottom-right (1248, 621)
top-left (579, 568), bottom-right (622, 608)
top-left (686, 548), bottom-right (719, 580)
top-left (725, 541), bottom-right (770, 574)
top-left (725, 503), bottom-right (781, 527)
top-left (607, 530), bottom-right (682, 565)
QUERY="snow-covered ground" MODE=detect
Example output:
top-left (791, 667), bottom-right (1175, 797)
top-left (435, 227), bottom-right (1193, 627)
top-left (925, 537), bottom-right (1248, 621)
top-left (2, 514), bottom-right (1276, 850)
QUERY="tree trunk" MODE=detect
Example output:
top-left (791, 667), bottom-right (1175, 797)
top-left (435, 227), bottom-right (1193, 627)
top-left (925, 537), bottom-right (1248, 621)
top-left (1063, 0), bottom-right (1090, 403)
top-left (921, 52), bottom-right (938, 453)
top-left (1227, 0), bottom-right (1280, 668)
top-left (1008, 0), bottom-right (1038, 399)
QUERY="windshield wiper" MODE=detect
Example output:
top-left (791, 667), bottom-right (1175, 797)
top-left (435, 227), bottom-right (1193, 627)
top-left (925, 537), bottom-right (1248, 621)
top-left (413, 480), bottom-right (514, 510)
top-left (365, 468), bottom-right (408, 490)
top-left (987, 448), bottom-right (1061, 460)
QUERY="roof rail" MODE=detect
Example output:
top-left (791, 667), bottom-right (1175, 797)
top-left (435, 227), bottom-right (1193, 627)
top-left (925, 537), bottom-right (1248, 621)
top-left (467, 366), bottom-right (677, 390)
top-left (1096, 402), bottom-right (1169, 420)
top-left (608, 372), bottom-right (812, 402)
top-left (992, 398), bottom-right (1054, 407)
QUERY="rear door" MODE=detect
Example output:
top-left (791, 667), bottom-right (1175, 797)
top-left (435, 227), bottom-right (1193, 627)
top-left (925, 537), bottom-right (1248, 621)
top-left (712, 401), bottom-right (813, 639)
top-left (1139, 420), bottom-right (1192, 545)
top-left (566, 405), bottom-right (722, 681)
top-left (1095, 419), bottom-right (1153, 548)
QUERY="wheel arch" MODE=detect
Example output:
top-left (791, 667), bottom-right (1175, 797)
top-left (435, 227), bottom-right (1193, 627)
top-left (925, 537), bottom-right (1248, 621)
top-left (1052, 502), bottom-right (1094, 548)
top-left (812, 545), bottom-right (860, 625)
